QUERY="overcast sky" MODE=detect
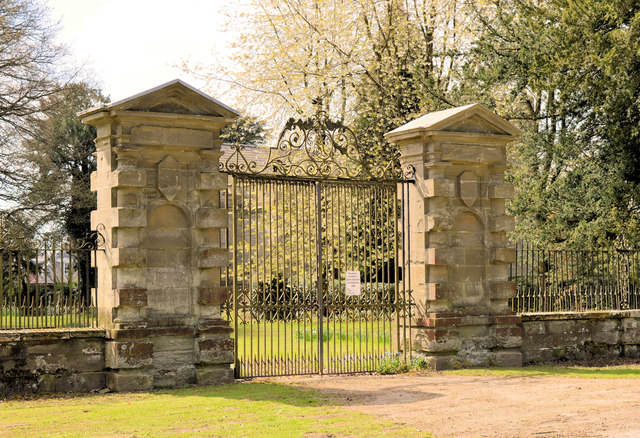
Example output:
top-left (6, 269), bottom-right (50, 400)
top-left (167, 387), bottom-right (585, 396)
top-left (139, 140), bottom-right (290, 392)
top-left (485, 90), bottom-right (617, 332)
top-left (48, 0), bottom-right (236, 102)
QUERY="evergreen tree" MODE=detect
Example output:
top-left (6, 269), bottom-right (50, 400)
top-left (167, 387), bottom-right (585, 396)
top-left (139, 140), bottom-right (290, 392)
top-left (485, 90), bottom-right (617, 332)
top-left (220, 115), bottom-right (266, 146)
top-left (463, 0), bottom-right (640, 248)
top-left (20, 83), bottom-right (107, 240)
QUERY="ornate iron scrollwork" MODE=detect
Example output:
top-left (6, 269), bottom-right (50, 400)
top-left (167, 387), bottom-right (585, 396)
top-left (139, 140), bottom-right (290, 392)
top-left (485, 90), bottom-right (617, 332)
top-left (220, 113), bottom-right (415, 181)
top-left (0, 225), bottom-right (106, 251)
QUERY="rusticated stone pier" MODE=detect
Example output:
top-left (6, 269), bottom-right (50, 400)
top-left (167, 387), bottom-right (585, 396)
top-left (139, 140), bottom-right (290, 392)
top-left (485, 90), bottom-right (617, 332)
top-left (386, 104), bottom-right (523, 369)
top-left (81, 80), bottom-right (238, 391)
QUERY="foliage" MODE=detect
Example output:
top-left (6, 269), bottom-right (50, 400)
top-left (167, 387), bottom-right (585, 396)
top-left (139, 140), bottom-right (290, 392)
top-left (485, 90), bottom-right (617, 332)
top-left (192, 0), bottom-right (640, 248)
top-left (0, 0), bottom-right (73, 227)
top-left (18, 83), bottom-right (107, 239)
top-left (351, 0), bottom-right (469, 171)
top-left (220, 115), bottom-right (266, 145)
top-left (377, 352), bottom-right (431, 374)
top-left (185, 0), bottom-right (471, 171)
top-left (463, 0), bottom-right (640, 248)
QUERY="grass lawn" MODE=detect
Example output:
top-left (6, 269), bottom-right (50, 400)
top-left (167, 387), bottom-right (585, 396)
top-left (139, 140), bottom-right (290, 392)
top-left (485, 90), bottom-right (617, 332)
top-left (0, 383), bottom-right (426, 438)
top-left (0, 311), bottom-right (96, 330)
top-left (443, 363), bottom-right (640, 379)
top-left (233, 318), bottom-right (398, 375)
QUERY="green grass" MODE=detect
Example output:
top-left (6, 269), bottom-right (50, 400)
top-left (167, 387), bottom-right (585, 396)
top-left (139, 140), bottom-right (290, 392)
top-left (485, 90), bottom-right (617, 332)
top-left (233, 319), bottom-right (397, 373)
top-left (442, 364), bottom-right (640, 379)
top-left (0, 311), bottom-right (96, 329)
top-left (0, 383), bottom-right (428, 438)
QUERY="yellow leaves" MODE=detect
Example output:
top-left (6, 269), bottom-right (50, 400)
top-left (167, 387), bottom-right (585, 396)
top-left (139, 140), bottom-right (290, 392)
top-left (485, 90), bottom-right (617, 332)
top-left (181, 0), bottom-right (471, 125)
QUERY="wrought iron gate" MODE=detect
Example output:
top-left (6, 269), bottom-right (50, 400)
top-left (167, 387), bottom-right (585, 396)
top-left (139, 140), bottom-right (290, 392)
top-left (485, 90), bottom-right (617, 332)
top-left (222, 115), bottom-right (413, 377)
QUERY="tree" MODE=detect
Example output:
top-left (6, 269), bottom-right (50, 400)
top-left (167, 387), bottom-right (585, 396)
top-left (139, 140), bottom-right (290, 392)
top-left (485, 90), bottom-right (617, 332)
top-left (351, 0), bottom-right (470, 171)
top-left (463, 0), bottom-right (640, 248)
top-left (220, 115), bottom-right (267, 146)
top-left (184, 0), bottom-right (471, 155)
top-left (0, 0), bottom-right (74, 232)
top-left (20, 83), bottom-right (107, 240)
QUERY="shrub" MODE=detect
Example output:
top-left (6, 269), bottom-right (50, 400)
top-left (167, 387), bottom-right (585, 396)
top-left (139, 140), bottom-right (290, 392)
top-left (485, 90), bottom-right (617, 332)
top-left (377, 352), bottom-right (431, 374)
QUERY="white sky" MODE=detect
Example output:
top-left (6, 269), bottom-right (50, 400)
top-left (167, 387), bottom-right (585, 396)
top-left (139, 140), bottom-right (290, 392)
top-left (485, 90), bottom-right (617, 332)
top-left (48, 0), bottom-right (238, 103)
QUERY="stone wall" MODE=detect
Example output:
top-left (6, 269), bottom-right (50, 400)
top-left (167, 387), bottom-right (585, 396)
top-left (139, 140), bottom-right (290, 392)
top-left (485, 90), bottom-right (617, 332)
top-left (521, 311), bottom-right (640, 363)
top-left (0, 329), bottom-right (106, 397)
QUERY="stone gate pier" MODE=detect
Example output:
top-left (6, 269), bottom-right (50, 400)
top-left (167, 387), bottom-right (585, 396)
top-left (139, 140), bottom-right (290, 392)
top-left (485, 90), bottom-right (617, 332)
top-left (386, 104), bottom-right (523, 369)
top-left (81, 80), bottom-right (238, 391)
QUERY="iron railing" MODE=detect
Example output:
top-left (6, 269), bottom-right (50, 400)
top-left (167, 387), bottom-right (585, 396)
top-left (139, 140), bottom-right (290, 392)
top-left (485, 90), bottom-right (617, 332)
top-left (0, 233), bottom-right (103, 329)
top-left (509, 242), bottom-right (640, 313)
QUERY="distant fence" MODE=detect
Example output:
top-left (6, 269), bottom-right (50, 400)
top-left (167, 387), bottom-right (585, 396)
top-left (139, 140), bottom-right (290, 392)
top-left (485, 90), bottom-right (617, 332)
top-left (509, 242), bottom-right (640, 313)
top-left (0, 232), bottom-right (103, 329)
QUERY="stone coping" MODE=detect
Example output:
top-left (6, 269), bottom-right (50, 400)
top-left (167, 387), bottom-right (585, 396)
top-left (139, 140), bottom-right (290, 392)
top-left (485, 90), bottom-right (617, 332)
top-left (0, 328), bottom-right (106, 342)
top-left (521, 310), bottom-right (640, 322)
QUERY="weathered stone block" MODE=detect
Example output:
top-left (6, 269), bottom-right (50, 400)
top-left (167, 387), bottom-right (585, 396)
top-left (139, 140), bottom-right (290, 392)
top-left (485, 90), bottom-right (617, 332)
top-left (107, 371), bottom-right (154, 392)
top-left (427, 247), bottom-right (456, 265)
top-left (490, 215), bottom-right (515, 232)
top-left (113, 207), bottom-right (147, 228)
top-left (493, 314), bottom-right (521, 325)
top-left (425, 283), bottom-right (455, 300)
top-left (491, 248), bottom-right (515, 264)
top-left (442, 144), bottom-right (485, 162)
top-left (114, 228), bottom-right (141, 247)
top-left (427, 265), bottom-right (449, 283)
top-left (420, 355), bottom-right (462, 371)
top-left (196, 364), bottom-right (233, 385)
top-left (195, 207), bottom-right (228, 229)
top-left (105, 341), bottom-right (153, 369)
top-left (621, 317), bottom-right (640, 343)
top-left (493, 351), bottom-right (522, 367)
top-left (113, 247), bottom-right (147, 266)
top-left (113, 168), bottom-right (146, 187)
top-left (197, 337), bottom-right (234, 364)
top-left (147, 249), bottom-right (167, 267)
top-left (115, 267), bottom-right (145, 289)
top-left (587, 319), bottom-right (619, 341)
top-left (145, 229), bottom-right (190, 249)
top-left (90, 171), bottom-right (99, 192)
top-left (197, 247), bottom-right (230, 268)
top-left (153, 365), bottom-right (196, 388)
top-left (131, 125), bottom-right (213, 148)
top-left (425, 178), bottom-right (455, 197)
top-left (54, 371), bottom-right (105, 393)
top-left (624, 344), bottom-right (640, 358)
top-left (415, 328), bottom-right (462, 353)
top-left (20, 338), bottom-right (104, 373)
top-left (115, 288), bottom-right (148, 307)
top-left (146, 287), bottom-right (192, 315)
top-left (416, 312), bottom-right (462, 328)
top-left (198, 286), bottom-right (229, 305)
top-left (198, 172), bottom-right (227, 191)
top-left (166, 249), bottom-right (191, 266)
top-left (426, 215), bottom-right (453, 231)
top-left (490, 326), bottom-right (523, 348)
top-left (489, 281), bottom-right (516, 299)
top-left (117, 189), bottom-right (140, 208)
top-left (488, 183), bottom-right (514, 199)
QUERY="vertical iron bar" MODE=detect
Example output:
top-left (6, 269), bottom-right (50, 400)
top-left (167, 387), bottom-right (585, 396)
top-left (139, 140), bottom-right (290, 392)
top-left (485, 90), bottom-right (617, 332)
top-left (406, 182), bottom-right (412, 360)
top-left (396, 183), bottom-right (402, 355)
top-left (231, 176), bottom-right (239, 377)
top-left (316, 181), bottom-right (323, 375)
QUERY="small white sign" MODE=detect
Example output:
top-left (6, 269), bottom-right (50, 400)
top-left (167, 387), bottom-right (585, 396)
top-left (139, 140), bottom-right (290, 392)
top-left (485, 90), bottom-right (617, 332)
top-left (345, 271), bottom-right (361, 296)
